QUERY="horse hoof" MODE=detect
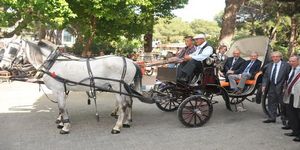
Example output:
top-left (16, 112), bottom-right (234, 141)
top-left (111, 129), bottom-right (120, 134)
top-left (57, 124), bottom-right (64, 129)
top-left (55, 120), bottom-right (61, 124)
top-left (60, 130), bottom-right (70, 134)
top-left (123, 124), bottom-right (130, 128)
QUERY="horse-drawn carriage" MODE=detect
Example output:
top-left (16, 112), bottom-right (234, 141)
top-left (152, 36), bottom-right (273, 127)
top-left (1, 36), bottom-right (274, 134)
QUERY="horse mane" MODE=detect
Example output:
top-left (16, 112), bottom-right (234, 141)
top-left (26, 40), bottom-right (47, 66)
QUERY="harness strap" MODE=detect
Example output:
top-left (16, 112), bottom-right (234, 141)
top-left (120, 57), bottom-right (127, 95)
top-left (86, 58), bottom-right (96, 98)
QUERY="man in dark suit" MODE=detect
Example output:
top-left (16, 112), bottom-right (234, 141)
top-left (262, 51), bottom-right (291, 123)
top-left (282, 55), bottom-right (300, 142)
top-left (221, 49), bottom-right (245, 78)
top-left (228, 52), bottom-right (262, 94)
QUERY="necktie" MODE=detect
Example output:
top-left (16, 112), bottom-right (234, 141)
top-left (244, 61), bottom-right (254, 73)
top-left (231, 58), bottom-right (237, 69)
top-left (271, 63), bottom-right (277, 84)
top-left (288, 68), bottom-right (295, 84)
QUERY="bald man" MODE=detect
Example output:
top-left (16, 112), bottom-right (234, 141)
top-left (222, 49), bottom-right (245, 79)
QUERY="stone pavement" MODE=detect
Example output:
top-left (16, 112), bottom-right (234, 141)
top-left (0, 78), bottom-right (299, 150)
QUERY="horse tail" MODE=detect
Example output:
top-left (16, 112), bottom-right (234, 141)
top-left (133, 63), bottom-right (143, 93)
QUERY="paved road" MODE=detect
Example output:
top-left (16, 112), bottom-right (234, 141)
top-left (0, 77), bottom-right (299, 150)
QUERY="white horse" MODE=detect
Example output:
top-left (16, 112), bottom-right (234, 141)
top-left (5, 39), bottom-right (148, 134)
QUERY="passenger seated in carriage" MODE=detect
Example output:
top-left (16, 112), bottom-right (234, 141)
top-left (227, 52), bottom-right (262, 94)
top-left (221, 49), bottom-right (245, 79)
top-left (177, 34), bottom-right (213, 84)
top-left (216, 45), bottom-right (228, 77)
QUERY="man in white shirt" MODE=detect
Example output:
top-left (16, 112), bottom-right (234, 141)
top-left (283, 55), bottom-right (300, 142)
top-left (177, 34), bottom-right (213, 83)
top-left (262, 51), bottom-right (291, 123)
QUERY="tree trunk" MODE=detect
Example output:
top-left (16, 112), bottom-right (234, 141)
top-left (268, 11), bottom-right (281, 44)
top-left (0, 18), bottom-right (30, 38)
top-left (287, 14), bottom-right (298, 57)
top-left (38, 24), bottom-right (46, 40)
top-left (144, 32), bottom-right (153, 53)
top-left (55, 30), bottom-right (62, 45)
top-left (81, 16), bottom-right (96, 57)
top-left (219, 0), bottom-right (248, 46)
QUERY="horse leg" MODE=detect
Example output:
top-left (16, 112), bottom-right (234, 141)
top-left (55, 113), bottom-right (62, 124)
top-left (55, 91), bottom-right (71, 134)
top-left (110, 100), bottom-right (119, 119)
top-left (111, 94), bottom-right (128, 134)
top-left (125, 96), bottom-right (133, 124)
top-left (56, 113), bottom-right (64, 129)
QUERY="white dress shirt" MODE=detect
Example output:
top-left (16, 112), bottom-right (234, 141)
top-left (270, 60), bottom-right (282, 84)
top-left (189, 41), bottom-right (213, 61)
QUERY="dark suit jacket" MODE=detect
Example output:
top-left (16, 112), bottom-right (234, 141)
top-left (223, 57), bottom-right (245, 73)
top-left (235, 59), bottom-right (262, 78)
top-left (262, 61), bottom-right (291, 94)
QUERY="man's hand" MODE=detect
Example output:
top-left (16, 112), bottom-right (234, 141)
top-left (227, 70), bottom-right (234, 74)
top-left (183, 55), bottom-right (192, 61)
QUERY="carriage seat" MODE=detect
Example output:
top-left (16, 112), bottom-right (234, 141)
top-left (220, 71), bottom-right (262, 87)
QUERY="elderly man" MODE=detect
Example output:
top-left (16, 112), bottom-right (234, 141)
top-left (175, 36), bottom-right (197, 78)
top-left (228, 52), bottom-right (262, 94)
top-left (177, 34), bottom-right (213, 83)
top-left (283, 55), bottom-right (300, 142)
top-left (262, 51), bottom-right (291, 123)
top-left (221, 49), bottom-right (245, 78)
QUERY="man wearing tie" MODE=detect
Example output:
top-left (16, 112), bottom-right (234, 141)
top-left (228, 52), bottom-right (262, 94)
top-left (283, 55), bottom-right (300, 142)
top-left (221, 49), bottom-right (245, 78)
top-left (262, 51), bottom-right (291, 123)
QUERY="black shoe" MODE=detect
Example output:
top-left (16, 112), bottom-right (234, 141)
top-left (263, 119), bottom-right (276, 123)
top-left (284, 132), bottom-right (297, 137)
top-left (281, 126), bottom-right (291, 130)
top-left (293, 136), bottom-right (300, 142)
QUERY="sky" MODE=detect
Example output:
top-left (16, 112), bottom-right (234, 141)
top-left (172, 0), bottom-right (225, 22)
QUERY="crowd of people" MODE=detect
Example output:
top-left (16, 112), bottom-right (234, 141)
top-left (167, 33), bottom-right (300, 142)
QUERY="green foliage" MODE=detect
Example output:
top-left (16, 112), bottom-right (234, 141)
top-left (153, 17), bottom-right (221, 47)
top-left (0, 0), bottom-right (75, 29)
top-left (190, 19), bottom-right (220, 36)
top-left (236, 0), bottom-right (300, 56)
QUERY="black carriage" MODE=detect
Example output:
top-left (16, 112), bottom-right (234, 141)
top-left (153, 36), bottom-right (273, 127)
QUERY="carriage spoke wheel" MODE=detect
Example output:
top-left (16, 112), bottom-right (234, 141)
top-left (229, 97), bottom-right (246, 104)
top-left (155, 86), bottom-right (185, 112)
top-left (177, 95), bottom-right (213, 127)
top-left (261, 95), bottom-right (281, 118)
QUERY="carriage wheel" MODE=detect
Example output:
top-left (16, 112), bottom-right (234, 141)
top-left (261, 94), bottom-right (281, 118)
top-left (177, 95), bottom-right (213, 127)
top-left (229, 97), bottom-right (246, 104)
top-left (155, 86), bottom-right (185, 112)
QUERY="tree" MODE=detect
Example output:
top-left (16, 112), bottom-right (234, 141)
top-left (0, 0), bottom-right (75, 38)
top-left (219, 0), bottom-right (248, 46)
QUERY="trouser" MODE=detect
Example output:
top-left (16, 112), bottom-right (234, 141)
top-left (267, 84), bottom-right (285, 120)
top-left (177, 59), bottom-right (202, 82)
top-left (228, 73), bottom-right (251, 90)
top-left (286, 95), bottom-right (300, 135)
top-left (176, 62), bottom-right (186, 79)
